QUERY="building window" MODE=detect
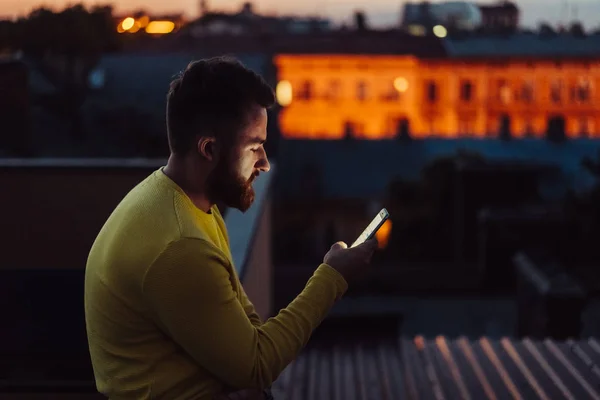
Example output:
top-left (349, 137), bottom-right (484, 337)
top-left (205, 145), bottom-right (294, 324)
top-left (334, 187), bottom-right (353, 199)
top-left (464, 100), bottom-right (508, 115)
top-left (572, 78), bottom-right (591, 103)
top-left (458, 119), bottom-right (475, 136)
top-left (357, 81), bottom-right (367, 101)
top-left (550, 80), bottom-right (562, 103)
top-left (578, 117), bottom-right (594, 137)
top-left (297, 81), bottom-right (313, 101)
top-left (520, 81), bottom-right (534, 103)
top-left (524, 120), bottom-right (535, 137)
top-left (325, 80), bottom-right (341, 101)
top-left (425, 80), bottom-right (437, 103)
top-left (460, 80), bottom-right (473, 102)
top-left (497, 79), bottom-right (511, 104)
top-left (382, 81), bottom-right (400, 102)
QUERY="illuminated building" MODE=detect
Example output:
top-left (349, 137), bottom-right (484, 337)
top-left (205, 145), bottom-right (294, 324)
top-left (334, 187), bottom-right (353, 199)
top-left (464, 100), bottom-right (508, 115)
top-left (274, 33), bottom-right (600, 139)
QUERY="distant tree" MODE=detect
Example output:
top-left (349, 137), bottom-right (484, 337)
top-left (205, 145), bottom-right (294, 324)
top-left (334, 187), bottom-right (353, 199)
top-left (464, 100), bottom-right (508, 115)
top-left (13, 5), bottom-right (120, 140)
top-left (569, 21), bottom-right (585, 37)
top-left (17, 5), bottom-right (119, 58)
top-left (539, 22), bottom-right (556, 36)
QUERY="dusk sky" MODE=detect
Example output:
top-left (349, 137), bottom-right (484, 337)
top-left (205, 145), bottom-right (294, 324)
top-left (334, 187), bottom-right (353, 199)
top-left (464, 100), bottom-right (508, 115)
top-left (2, 0), bottom-right (600, 29)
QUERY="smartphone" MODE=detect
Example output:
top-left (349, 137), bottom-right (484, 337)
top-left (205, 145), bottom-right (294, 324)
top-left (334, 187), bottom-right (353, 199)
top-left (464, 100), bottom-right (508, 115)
top-left (350, 208), bottom-right (390, 248)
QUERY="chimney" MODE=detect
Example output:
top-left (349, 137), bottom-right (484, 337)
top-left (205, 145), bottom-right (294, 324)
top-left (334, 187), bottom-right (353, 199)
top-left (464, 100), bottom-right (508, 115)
top-left (199, 0), bottom-right (208, 17)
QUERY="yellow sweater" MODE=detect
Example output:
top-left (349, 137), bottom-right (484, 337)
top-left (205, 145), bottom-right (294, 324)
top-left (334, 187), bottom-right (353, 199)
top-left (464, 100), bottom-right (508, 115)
top-left (84, 169), bottom-right (348, 399)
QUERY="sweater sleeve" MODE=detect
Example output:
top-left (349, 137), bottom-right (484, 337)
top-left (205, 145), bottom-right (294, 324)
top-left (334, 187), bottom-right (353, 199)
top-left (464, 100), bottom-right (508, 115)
top-left (240, 286), bottom-right (263, 327)
top-left (142, 238), bottom-right (347, 390)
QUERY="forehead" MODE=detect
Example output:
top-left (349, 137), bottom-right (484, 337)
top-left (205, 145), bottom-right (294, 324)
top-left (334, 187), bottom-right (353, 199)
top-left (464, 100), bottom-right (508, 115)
top-left (237, 106), bottom-right (267, 144)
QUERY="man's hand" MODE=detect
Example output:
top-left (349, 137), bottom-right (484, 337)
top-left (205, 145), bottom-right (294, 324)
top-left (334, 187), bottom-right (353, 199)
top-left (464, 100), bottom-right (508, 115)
top-left (323, 239), bottom-right (377, 284)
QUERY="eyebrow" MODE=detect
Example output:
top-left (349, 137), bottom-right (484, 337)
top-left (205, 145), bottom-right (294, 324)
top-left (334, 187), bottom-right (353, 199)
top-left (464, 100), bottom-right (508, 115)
top-left (247, 137), bottom-right (266, 145)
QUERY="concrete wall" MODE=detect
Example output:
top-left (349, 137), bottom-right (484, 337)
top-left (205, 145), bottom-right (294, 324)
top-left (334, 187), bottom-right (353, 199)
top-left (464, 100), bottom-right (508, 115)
top-left (240, 197), bottom-right (273, 320)
top-left (0, 161), bottom-right (163, 270)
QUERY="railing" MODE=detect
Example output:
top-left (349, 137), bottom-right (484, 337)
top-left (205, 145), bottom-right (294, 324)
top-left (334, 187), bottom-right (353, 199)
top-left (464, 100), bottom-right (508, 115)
top-left (0, 158), bottom-right (276, 396)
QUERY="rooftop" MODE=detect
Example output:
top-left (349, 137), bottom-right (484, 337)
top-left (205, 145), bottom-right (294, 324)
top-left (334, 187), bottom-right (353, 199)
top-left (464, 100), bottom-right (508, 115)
top-left (270, 31), bottom-right (447, 57)
top-left (1, 159), bottom-right (599, 398)
top-left (273, 333), bottom-right (600, 399)
top-left (444, 33), bottom-right (600, 58)
top-left (133, 30), bottom-right (448, 57)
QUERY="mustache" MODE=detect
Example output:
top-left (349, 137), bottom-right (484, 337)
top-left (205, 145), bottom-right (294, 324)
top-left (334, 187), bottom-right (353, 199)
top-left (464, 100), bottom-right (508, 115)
top-left (248, 172), bottom-right (259, 183)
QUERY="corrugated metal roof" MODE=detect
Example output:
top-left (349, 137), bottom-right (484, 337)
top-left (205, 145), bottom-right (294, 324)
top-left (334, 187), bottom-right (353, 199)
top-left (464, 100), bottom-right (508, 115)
top-left (272, 336), bottom-right (600, 399)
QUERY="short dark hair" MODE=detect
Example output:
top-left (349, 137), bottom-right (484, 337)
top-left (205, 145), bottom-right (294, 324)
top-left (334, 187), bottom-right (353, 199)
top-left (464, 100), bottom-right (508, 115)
top-left (166, 56), bottom-right (275, 155)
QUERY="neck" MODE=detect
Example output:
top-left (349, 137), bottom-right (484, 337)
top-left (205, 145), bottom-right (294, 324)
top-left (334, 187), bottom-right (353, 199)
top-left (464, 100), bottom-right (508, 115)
top-left (163, 154), bottom-right (213, 213)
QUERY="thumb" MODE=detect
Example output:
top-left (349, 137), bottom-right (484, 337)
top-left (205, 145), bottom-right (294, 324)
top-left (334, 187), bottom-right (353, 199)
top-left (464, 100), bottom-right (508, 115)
top-left (331, 241), bottom-right (348, 250)
top-left (357, 238), bottom-right (378, 250)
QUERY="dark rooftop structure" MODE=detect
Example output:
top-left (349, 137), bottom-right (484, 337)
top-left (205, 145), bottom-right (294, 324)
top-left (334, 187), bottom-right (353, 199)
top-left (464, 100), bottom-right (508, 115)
top-left (443, 33), bottom-right (600, 58)
top-left (479, 1), bottom-right (519, 32)
top-left (83, 52), bottom-right (268, 123)
top-left (131, 29), bottom-right (448, 58)
top-left (275, 139), bottom-right (600, 200)
top-left (270, 31), bottom-right (447, 57)
top-left (76, 53), bottom-right (271, 156)
top-left (401, 1), bottom-right (483, 31)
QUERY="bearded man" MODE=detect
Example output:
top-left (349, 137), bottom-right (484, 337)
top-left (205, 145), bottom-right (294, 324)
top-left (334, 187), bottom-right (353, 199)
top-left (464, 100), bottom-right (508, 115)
top-left (84, 57), bottom-right (377, 400)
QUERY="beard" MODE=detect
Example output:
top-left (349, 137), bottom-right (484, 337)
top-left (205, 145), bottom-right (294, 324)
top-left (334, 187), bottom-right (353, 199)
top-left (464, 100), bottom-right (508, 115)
top-left (207, 153), bottom-right (257, 212)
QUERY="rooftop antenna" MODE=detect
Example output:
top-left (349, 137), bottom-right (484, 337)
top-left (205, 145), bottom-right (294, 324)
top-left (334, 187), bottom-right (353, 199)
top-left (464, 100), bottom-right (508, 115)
top-left (561, 0), bottom-right (569, 29)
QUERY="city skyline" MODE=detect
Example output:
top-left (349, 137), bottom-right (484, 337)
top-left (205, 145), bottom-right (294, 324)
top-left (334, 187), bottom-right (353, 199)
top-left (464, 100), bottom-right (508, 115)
top-left (2, 0), bottom-right (600, 29)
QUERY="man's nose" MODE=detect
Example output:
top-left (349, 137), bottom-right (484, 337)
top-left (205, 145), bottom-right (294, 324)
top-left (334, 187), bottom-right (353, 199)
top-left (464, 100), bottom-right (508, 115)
top-left (257, 154), bottom-right (270, 173)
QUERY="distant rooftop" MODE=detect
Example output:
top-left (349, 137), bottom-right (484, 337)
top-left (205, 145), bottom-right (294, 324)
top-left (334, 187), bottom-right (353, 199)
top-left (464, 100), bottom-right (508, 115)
top-left (272, 31), bottom-right (447, 57)
top-left (81, 52), bottom-right (269, 137)
top-left (444, 32), bottom-right (600, 58)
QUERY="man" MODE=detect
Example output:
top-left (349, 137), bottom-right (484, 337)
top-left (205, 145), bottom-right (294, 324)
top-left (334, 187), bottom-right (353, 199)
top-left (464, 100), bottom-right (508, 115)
top-left (84, 57), bottom-right (377, 400)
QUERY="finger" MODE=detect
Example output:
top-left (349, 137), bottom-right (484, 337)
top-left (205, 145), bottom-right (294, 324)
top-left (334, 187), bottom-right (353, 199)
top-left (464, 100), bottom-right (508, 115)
top-left (331, 241), bottom-right (348, 250)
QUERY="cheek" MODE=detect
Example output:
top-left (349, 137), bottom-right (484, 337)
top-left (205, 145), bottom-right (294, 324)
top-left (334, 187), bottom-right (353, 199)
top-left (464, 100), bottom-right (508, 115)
top-left (237, 155), bottom-right (256, 178)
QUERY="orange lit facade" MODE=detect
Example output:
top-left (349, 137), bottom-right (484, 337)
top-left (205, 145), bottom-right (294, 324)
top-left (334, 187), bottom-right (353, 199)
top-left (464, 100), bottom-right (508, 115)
top-left (274, 54), bottom-right (600, 139)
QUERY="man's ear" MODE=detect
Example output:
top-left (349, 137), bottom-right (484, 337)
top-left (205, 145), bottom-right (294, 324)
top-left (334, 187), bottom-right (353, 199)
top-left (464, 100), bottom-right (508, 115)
top-left (198, 137), bottom-right (218, 161)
